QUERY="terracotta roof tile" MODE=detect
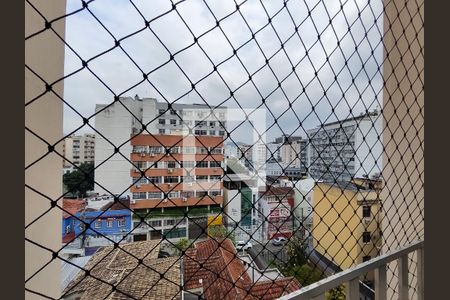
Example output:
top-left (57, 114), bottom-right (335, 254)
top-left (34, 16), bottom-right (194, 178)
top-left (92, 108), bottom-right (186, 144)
top-left (183, 239), bottom-right (301, 300)
top-left (62, 199), bottom-right (86, 218)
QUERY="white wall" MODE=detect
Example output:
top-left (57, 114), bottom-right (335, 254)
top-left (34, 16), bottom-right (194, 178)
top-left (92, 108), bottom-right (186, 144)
top-left (94, 98), bottom-right (138, 196)
top-left (354, 116), bottom-right (383, 179)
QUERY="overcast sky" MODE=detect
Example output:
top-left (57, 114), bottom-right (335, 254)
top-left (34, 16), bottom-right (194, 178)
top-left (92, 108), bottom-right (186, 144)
top-left (63, 0), bottom-right (384, 143)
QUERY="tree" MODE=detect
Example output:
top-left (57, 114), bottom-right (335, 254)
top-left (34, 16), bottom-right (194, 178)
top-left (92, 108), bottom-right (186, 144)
top-left (282, 264), bottom-right (323, 286)
top-left (63, 163), bottom-right (95, 198)
top-left (279, 237), bottom-right (323, 286)
top-left (284, 236), bottom-right (309, 267)
top-left (173, 238), bottom-right (192, 255)
top-left (208, 225), bottom-right (236, 245)
top-left (326, 284), bottom-right (346, 300)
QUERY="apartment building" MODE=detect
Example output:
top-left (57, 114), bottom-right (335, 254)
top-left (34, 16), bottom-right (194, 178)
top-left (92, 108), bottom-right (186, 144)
top-left (94, 95), bottom-right (227, 196)
top-left (312, 179), bottom-right (382, 273)
top-left (307, 111), bottom-right (383, 182)
top-left (260, 186), bottom-right (295, 240)
top-left (63, 133), bottom-right (95, 173)
top-left (129, 134), bottom-right (225, 242)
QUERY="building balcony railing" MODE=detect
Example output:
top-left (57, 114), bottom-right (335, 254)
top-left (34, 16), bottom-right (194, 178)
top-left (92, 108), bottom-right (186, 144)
top-left (279, 240), bottom-right (424, 300)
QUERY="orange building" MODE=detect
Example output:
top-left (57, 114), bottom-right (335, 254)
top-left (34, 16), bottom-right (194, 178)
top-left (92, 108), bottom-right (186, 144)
top-left (129, 134), bottom-right (224, 242)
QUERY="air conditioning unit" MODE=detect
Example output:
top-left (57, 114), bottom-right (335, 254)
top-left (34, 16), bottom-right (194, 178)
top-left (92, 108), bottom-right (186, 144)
top-left (168, 169), bottom-right (174, 173)
top-left (131, 199), bottom-right (136, 204)
top-left (182, 197), bottom-right (188, 202)
top-left (363, 219), bottom-right (371, 226)
top-left (150, 153), bottom-right (155, 157)
top-left (140, 153), bottom-right (146, 157)
top-left (167, 183), bottom-right (172, 187)
top-left (188, 182), bottom-right (193, 187)
top-left (163, 199), bottom-right (168, 203)
top-left (136, 184), bottom-right (141, 189)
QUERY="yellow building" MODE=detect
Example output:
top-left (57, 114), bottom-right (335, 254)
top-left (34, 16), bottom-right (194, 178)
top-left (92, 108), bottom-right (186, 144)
top-left (312, 180), bottom-right (382, 271)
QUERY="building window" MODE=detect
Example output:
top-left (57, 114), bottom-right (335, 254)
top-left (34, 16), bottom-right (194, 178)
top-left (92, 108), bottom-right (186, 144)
top-left (147, 176), bottom-right (162, 184)
top-left (165, 176), bottom-right (179, 183)
top-left (106, 219), bottom-right (113, 228)
top-left (148, 192), bottom-right (162, 199)
top-left (94, 220), bottom-right (102, 229)
top-left (362, 255), bottom-right (371, 262)
top-left (183, 147), bottom-right (196, 154)
top-left (197, 147), bottom-right (208, 154)
top-left (170, 119), bottom-right (177, 125)
top-left (150, 220), bottom-right (162, 227)
top-left (196, 175), bottom-right (208, 182)
top-left (167, 161), bottom-right (177, 168)
top-left (159, 129), bottom-right (165, 134)
top-left (133, 192), bottom-right (147, 199)
top-left (210, 121), bottom-right (216, 127)
top-left (170, 109), bottom-right (177, 115)
top-left (209, 190), bottom-right (221, 197)
top-left (165, 219), bottom-right (175, 226)
top-left (117, 218), bottom-right (126, 227)
top-left (210, 161), bottom-right (221, 168)
top-left (195, 120), bottom-right (207, 127)
top-left (362, 206), bottom-right (371, 218)
top-left (158, 119), bottom-right (166, 125)
top-left (219, 131), bottom-right (225, 136)
top-left (181, 161), bottom-right (195, 169)
top-left (362, 231), bottom-right (371, 243)
top-left (209, 175), bottom-right (221, 182)
top-left (149, 146), bottom-right (162, 154)
top-left (65, 225), bottom-right (71, 234)
top-left (133, 177), bottom-right (147, 185)
top-left (195, 130), bottom-right (207, 135)
top-left (210, 147), bottom-right (223, 154)
top-left (196, 161), bottom-right (209, 168)
top-left (209, 130), bottom-right (216, 135)
top-left (159, 109), bottom-right (166, 115)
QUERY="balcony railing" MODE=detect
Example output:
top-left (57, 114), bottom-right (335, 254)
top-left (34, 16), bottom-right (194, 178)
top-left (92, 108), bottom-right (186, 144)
top-left (279, 240), bottom-right (424, 300)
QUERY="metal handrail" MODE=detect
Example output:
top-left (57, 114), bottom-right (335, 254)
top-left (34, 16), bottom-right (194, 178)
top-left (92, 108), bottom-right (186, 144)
top-left (279, 239), bottom-right (424, 300)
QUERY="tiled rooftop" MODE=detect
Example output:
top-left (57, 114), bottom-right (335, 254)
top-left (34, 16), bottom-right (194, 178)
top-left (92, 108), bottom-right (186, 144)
top-left (63, 240), bottom-right (181, 300)
top-left (183, 239), bottom-right (300, 300)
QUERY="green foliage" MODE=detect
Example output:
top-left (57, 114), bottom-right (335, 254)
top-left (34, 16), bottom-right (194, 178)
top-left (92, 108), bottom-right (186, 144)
top-left (326, 284), bottom-right (346, 300)
top-left (285, 237), bottom-right (309, 267)
top-left (63, 163), bottom-right (94, 197)
top-left (208, 225), bottom-right (236, 245)
top-left (173, 238), bottom-right (192, 255)
top-left (279, 237), bottom-right (323, 286)
top-left (282, 264), bottom-right (323, 286)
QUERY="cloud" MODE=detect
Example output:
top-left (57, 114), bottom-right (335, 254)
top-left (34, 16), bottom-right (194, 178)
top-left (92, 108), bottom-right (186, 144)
top-left (63, 0), bottom-right (384, 143)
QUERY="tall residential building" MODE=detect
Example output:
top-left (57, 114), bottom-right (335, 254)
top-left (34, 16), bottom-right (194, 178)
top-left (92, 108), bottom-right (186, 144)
top-left (280, 138), bottom-right (308, 171)
top-left (63, 133), bottom-right (95, 173)
top-left (307, 111), bottom-right (383, 182)
top-left (94, 95), bottom-right (227, 196)
top-left (129, 134), bottom-right (224, 241)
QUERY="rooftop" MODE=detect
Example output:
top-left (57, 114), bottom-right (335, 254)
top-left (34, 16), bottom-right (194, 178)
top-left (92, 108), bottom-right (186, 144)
top-left (62, 199), bottom-right (86, 219)
top-left (63, 240), bottom-right (181, 300)
top-left (183, 239), bottom-right (300, 299)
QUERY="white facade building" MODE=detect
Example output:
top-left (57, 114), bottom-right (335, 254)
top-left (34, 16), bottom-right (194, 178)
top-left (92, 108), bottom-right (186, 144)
top-left (94, 96), bottom-right (227, 196)
top-left (307, 111), bottom-right (383, 182)
top-left (63, 133), bottom-right (95, 173)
